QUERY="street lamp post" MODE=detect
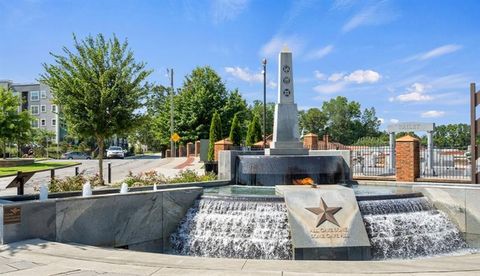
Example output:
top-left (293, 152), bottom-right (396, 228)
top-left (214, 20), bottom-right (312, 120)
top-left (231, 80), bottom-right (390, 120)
top-left (167, 69), bottom-right (175, 157)
top-left (262, 58), bottom-right (267, 149)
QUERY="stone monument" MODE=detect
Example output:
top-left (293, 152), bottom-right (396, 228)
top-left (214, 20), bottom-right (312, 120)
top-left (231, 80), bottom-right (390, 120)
top-left (265, 46), bottom-right (308, 156)
top-left (276, 185), bottom-right (371, 260)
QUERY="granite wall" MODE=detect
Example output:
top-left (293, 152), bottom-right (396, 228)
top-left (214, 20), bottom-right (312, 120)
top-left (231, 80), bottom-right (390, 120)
top-left (0, 187), bottom-right (202, 252)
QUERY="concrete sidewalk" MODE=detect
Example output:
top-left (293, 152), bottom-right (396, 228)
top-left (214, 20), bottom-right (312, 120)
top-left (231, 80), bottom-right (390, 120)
top-left (0, 239), bottom-right (479, 275)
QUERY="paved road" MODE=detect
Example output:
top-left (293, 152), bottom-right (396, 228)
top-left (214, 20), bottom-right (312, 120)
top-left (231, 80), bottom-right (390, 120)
top-left (0, 154), bottom-right (176, 195)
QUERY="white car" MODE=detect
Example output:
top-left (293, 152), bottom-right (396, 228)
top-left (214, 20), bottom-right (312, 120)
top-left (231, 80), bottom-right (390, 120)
top-left (106, 146), bottom-right (125, 159)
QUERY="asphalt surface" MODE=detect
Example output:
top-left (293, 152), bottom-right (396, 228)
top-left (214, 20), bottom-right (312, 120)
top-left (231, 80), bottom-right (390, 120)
top-left (0, 154), bottom-right (174, 195)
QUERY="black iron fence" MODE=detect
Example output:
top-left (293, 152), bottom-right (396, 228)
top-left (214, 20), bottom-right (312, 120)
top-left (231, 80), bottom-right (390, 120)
top-left (419, 147), bottom-right (470, 181)
top-left (351, 146), bottom-right (395, 177)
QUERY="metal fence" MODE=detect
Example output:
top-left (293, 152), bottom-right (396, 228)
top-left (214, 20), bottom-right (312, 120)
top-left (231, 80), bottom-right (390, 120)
top-left (419, 147), bottom-right (470, 181)
top-left (351, 146), bottom-right (395, 177)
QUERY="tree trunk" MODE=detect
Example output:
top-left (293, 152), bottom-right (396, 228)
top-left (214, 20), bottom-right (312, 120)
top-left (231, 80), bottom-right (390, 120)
top-left (2, 141), bottom-right (6, 159)
top-left (97, 137), bottom-right (105, 185)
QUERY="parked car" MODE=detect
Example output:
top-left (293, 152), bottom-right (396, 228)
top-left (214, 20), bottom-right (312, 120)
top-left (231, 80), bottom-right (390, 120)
top-left (106, 146), bottom-right (125, 159)
top-left (62, 151), bottom-right (91, 160)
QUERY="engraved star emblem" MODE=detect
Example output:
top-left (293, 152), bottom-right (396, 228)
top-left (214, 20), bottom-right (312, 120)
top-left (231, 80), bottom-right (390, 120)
top-left (306, 198), bottom-right (342, 227)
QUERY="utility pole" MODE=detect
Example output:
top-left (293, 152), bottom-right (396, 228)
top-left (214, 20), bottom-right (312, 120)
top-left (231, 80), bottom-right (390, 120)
top-left (262, 58), bottom-right (267, 149)
top-left (167, 69), bottom-right (175, 157)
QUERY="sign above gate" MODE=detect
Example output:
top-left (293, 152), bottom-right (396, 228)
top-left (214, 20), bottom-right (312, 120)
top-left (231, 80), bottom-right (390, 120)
top-left (387, 122), bottom-right (435, 133)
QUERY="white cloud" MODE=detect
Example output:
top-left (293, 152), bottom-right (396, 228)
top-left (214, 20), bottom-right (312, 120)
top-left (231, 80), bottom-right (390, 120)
top-left (224, 66), bottom-right (276, 88)
top-left (405, 44), bottom-right (462, 62)
top-left (314, 70), bottom-right (326, 80)
top-left (421, 110), bottom-right (445, 118)
top-left (390, 83), bottom-right (433, 102)
top-left (327, 70), bottom-right (381, 83)
top-left (210, 0), bottom-right (249, 23)
top-left (378, 117), bottom-right (385, 124)
top-left (390, 119), bottom-right (399, 124)
top-left (259, 35), bottom-right (305, 57)
top-left (342, 1), bottom-right (398, 32)
top-left (344, 70), bottom-right (381, 84)
top-left (305, 45), bottom-right (334, 60)
top-left (313, 82), bottom-right (347, 94)
top-left (332, 0), bottom-right (356, 10)
top-left (328, 73), bottom-right (345, 82)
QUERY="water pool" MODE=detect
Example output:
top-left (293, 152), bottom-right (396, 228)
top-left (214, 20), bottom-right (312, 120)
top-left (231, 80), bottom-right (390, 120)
top-left (203, 184), bottom-right (413, 197)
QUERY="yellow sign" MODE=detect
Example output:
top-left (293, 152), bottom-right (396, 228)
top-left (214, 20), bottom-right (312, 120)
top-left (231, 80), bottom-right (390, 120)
top-left (171, 133), bottom-right (180, 142)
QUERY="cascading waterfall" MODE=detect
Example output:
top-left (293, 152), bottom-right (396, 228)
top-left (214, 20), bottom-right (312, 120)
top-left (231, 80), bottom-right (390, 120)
top-left (359, 196), bottom-right (468, 259)
top-left (170, 196), bottom-right (292, 260)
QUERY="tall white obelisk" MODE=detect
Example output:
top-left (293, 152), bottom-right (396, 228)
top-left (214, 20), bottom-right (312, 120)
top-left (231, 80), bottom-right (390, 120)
top-left (265, 47), bottom-right (308, 156)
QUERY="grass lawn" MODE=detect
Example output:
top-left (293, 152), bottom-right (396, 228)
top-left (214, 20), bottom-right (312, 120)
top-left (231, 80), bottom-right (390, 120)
top-left (0, 161), bottom-right (80, 177)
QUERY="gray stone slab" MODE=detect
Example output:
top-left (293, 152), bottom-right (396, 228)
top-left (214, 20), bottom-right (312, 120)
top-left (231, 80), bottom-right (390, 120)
top-left (466, 188), bottom-right (480, 236)
top-left (279, 185), bottom-right (371, 260)
top-left (1, 201), bottom-right (56, 244)
top-left (114, 192), bottom-right (163, 247)
top-left (56, 196), bottom-right (117, 246)
top-left (264, 148), bottom-right (308, 156)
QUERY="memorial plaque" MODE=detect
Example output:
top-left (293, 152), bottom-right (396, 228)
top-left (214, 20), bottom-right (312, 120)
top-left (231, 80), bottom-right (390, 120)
top-left (3, 206), bottom-right (21, 224)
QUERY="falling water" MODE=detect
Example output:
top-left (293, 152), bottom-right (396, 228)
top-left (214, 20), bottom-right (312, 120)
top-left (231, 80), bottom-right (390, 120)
top-left (359, 197), bottom-right (467, 259)
top-left (170, 196), bottom-right (292, 260)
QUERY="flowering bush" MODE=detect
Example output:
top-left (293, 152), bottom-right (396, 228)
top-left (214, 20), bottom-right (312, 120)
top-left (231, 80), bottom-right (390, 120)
top-left (47, 171), bottom-right (101, 193)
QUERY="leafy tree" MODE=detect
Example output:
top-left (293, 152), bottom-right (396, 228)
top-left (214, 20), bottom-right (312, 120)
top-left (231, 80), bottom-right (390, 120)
top-left (222, 89), bottom-right (248, 137)
top-left (175, 66), bottom-right (229, 142)
top-left (433, 124), bottom-right (470, 149)
top-left (246, 115), bottom-right (262, 146)
top-left (207, 111), bottom-right (222, 161)
top-left (250, 100), bottom-right (275, 136)
top-left (41, 34), bottom-right (151, 183)
top-left (229, 113), bottom-right (242, 146)
top-left (298, 108), bottom-right (327, 136)
top-left (0, 87), bottom-right (32, 158)
top-left (321, 96), bottom-right (380, 145)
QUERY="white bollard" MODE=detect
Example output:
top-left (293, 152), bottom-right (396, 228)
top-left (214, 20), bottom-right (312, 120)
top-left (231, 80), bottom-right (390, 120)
top-left (82, 181), bottom-right (92, 197)
top-left (153, 183), bottom-right (157, 191)
top-left (39, 184), bottom-right (48, 201)
top-left (120, 183), bottom-right (128, 194)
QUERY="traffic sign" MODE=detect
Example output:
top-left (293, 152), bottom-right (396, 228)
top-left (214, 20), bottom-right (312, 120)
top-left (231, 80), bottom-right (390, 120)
top-left (171, 133), bottom-right (180, 142)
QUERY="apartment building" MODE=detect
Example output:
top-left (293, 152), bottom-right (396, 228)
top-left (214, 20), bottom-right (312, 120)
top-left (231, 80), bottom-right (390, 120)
top-left (0, 80), bottom-right (66, 143)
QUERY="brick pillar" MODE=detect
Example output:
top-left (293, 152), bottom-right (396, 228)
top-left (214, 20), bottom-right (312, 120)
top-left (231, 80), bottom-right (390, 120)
top-left (178, 145), bottom-right (186, 157)
top-left (186, 142), bottom-right (194, 157)
top-left (166, 149), bottom-right (171, 158)
top-left (194, 140), bottom-right (201, 157)
top-left (303, 133), bottom-right (318, 150)
top-left (396, 135), bottom-right (420, 182)
top-left (214, 139), bottom-right (232, 161)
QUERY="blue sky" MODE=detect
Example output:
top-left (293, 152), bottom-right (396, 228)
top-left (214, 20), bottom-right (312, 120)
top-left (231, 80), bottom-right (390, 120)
top-left (1, 0), bottom-right (479, 128)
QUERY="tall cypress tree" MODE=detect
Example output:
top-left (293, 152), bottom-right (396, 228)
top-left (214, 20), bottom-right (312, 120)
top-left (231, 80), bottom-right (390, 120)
top-left (246, 115), bottom-right (262, 146)
top-left (207, 111), bottom-right (222, 161)
top-left (229, 113), bottom-right (242, 146)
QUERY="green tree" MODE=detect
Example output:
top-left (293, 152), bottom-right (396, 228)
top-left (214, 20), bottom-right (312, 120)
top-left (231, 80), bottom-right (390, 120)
top-left (321, 96), bottom-right (380, 145)
top-left (354, 135), bottom-right (389, 146)
top-left (246, 115), bottom-right (262, 146)
top-left (433, 124), bottom-right (470, 149)
top-left (0, 87), bottom-right (32, 158)
top-left (229, 113), bottom-right (242, 146)
top-left (207, 111), bottom-right (222, 161)
top-left (250, 100), bottom-right (275, 136)
top-left (175, 66), bottom-right (229, 142)
top-left (298, 108), bottom-right (327, 136)
top-left (222, 89), bottom-right (248, 137)
top-left (41, 34), bottom-right (151, 183)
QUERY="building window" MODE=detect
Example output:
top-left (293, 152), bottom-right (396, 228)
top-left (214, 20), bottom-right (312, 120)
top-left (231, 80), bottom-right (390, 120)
top-left (51, 104), bottom-right (57, 113)
top-left (32, 119), bottom-right (39, 128)
top-left (40, 91), bottom-right (47, 99)
top-left (51, 119), bottom-right (57, 126)
top-left (41, 119), bottom-right (46, 127)
top-left (41, 105), bottom-right (46, 113)
top-left (30, 91), bottom-right (40, 101)
top-left (31, 105), bottom-right (39, 115)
